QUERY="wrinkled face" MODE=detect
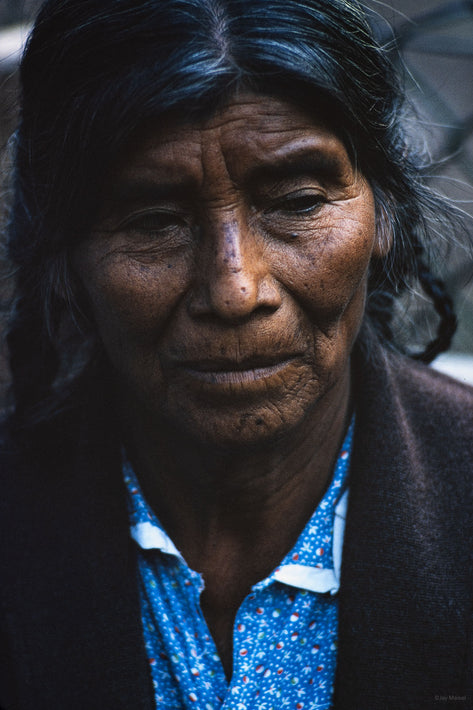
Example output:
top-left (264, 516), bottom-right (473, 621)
top-left (74, 93), bottom-right (386, 447)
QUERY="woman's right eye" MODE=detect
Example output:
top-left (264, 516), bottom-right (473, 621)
top-left (118, 209), bottom-right (189, 236)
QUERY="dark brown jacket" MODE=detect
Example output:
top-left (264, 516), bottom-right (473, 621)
top-left (1, 343), bottom-right (473, 709)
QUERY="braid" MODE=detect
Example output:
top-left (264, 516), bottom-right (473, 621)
top-left (411, 245), bottom-right (457, 364)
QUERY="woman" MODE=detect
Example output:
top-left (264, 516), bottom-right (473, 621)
top-left (1, 0), bottom-right (472, 708)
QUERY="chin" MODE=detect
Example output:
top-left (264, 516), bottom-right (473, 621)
top-left (174, 418), bottom-right (294, 453)
top-left (161, 386), bottom-right (325, 453)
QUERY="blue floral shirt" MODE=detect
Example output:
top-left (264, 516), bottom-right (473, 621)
top-left (123, 419), bottom-right (353, 710)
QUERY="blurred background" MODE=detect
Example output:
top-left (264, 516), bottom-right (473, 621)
top-left (0, 0), bottom-right (472, 387)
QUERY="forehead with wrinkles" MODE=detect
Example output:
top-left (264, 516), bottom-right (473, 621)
top-left (107, 94), bottom-right (356, 199)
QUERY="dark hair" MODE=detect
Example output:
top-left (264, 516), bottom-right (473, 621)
top-left (5, 0), bottom-right (460, 429)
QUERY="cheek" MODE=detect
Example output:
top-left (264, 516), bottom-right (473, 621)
top-left (279, 213), bottom-right (376, 320)
top-left (77, 255), bottom-right (189, 351)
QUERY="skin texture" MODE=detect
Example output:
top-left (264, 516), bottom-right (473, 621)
top-left (74, 92), bottom-right (388, 678)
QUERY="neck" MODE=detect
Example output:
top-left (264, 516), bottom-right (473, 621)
top-left (120, 367), bottom-right (352, 575)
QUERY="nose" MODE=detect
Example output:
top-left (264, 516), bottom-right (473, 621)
top-left (188, 215), bottom-right (282, 321)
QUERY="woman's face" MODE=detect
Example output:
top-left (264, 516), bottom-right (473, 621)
top-left (74, 93), bottom-right (387, 447)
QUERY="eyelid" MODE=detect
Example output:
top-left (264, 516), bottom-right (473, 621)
top-left (265, 188), bottom-right (328, 211)
top-left (117, 206), bottom-right (188, 231)
top-left (276, 187), bottom-right (326, 199)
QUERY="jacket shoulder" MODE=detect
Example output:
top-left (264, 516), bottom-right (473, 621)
top-left (387, 350), bottom-right (473, 433)
top-left (356, 340), bottom-right (473, 431)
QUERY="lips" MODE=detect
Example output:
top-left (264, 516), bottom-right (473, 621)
top-left (170, 354), bottom-right (302, 387)
top-left (177, 354), bottom-right (296, 371)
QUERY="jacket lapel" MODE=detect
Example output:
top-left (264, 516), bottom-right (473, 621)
top-left (334, 344), bottom-right (473, 708)
top-left (2, 405), bottom-right (154, 709)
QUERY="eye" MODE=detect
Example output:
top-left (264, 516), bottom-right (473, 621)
top-left (271, 190), bottom-right (327, 215)
top-left (118, 209), bottom-right (189, 236)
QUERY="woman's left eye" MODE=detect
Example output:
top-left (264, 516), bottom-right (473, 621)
top-left (269, 191), bottom-right (326, 215)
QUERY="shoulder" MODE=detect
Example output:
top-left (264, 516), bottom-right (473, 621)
top-left (0, 369), bottom-right (120, 472)
top-left (0, 385), bottom-right (121, 542)
top-left (384, 348), bottom-right (473, 444)
top-left (350, 335), bottom-right (473, 567)
top-left (389, 349), bottom-right (473, 407)
top-left (0, 411), bottom-right (77, 552)
top-left (355, 337), bottom-right (473, 439)
top-left (352, 338), bottom-right (473, 505)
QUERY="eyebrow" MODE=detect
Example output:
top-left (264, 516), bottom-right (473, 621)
top-left (248, 149), bottom-right (350, 185)
top-left (105, 177), bottom-right (196, 206)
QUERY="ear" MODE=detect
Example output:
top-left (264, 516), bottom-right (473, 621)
top-left (372, 200), bottom-right (394, 259)
top-left (49, 253), bottom-right (94, 329)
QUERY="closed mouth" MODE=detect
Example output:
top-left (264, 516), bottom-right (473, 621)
top-left (173, 355), bottom-right (300, 385)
